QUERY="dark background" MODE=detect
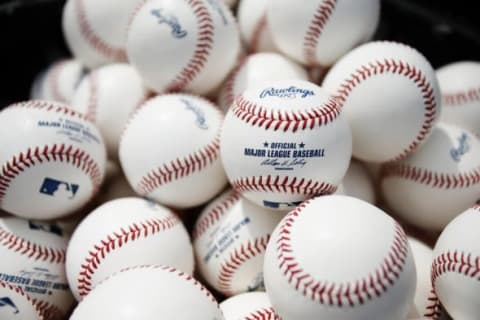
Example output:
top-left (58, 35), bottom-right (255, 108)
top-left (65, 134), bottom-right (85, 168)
top-left (0, 0), bottom-right (479, 107)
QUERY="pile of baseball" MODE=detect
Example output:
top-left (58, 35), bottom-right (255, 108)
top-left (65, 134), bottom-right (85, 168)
top-left (1, 0), bottom-right (479, 319)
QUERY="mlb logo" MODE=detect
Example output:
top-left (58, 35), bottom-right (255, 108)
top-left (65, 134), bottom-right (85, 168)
top-left (263, 200), bottom-right (302, 209)
top-left (39, 178), bottom-right (79, 200)
top-left (0, 297), bottom-right (19, 314)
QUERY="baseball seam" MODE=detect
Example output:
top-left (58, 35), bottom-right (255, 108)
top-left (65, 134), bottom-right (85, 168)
top-left (75, 0), bottom-right (127, 61)
top-left (335, 58), bottom-right (438, 161)
top-left (431, 250), bottom-right (480, 285)
top-left (0, 144), bottom-right (103, 207)
top-left (303, 0), bottom-right (337, 66)
top-left (244, 306), bottom-right (279, 320)
top-left (6, 100), bottom-right (85, 119)
top-left (31, 298), bottom-right (64, 320)
top-left (85, 71), bottom-right (99, 122)
top-left (217, 235), bottom-right (270, 296)
top-left (423, 289), bottom-right (442, 319)
top-left (232, 94), bottom-right (341, 132)
top-left (275, 201), bottom-right (409, 307)
top-left (166, 0), bottom-right (215, 92)
top-left (442, 87), bottom-right (480, 107)
top-left (0, 227), bottom-right (66, 264)
top-left (192, 190), bottom-right (240, 240)
top-left (231, 175), bottom-right (337, 196)
top-left (0, 280), bottom-right (44, 320)
top-left (76, 215), bottom-right (180, 297)
top-left (48, 60), bottom-right (69, 103)
top-left (381, 163), bottom-right (480, 189)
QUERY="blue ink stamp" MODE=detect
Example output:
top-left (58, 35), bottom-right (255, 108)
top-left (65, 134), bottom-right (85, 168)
top-left (181, 98), bottom-right (209, 130)
top-left (151, 9), bottom-right (188, 39)
top-left (263, 200), bottom-right (302, 209)
top-left (0, 297), bottom-right (19, 314)
top-left (29, 221), bottom-right (64, 237)
top-left (39, 178), bottom-right (79, 199)
top-left (450, 132), bottom-right (470, 162)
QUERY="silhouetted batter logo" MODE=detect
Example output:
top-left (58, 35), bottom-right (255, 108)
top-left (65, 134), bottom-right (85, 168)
top-left (39, 178), bottom-right (79, 199)
top-left (0, 297), bottom-right (19, 314)
top-left (29, 221), bottom-right (64, 237)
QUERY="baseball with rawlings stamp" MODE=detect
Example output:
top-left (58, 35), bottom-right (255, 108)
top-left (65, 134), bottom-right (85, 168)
top-left (1, 0), bottom-right (478, 318)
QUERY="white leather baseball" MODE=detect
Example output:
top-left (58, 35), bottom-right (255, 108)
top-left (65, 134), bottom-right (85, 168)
top-left (126, 0), bottom-right (240, 95)
top-left (220, 79), bottom-right (352, 210)
top-left (217, 53), bottom-right (308, 111)
top-left (70, 63), bottom-right (149, 158)
top-left (407, 237), bottom-right (443, 320)
top-left (264, 195), bottom-right (416, 320)
top-left (62, 0), bottom-right (144, 68)
top-left (119, 94), bottom-right (227, 208)
top-left (70, 265), bottom-right (223, 320)
top-left (0, 217), bottom-right (74, 320)
top-left (193, 189), bottom-right (283, 297)
top-left (335, 159), bottom-right (376, 204)
top-left (220, 292), bottom-right (278, 320)
top-left (66, 197), bottom-right (194, 301)
top-left (437, 61), bottom-right (480, 135)
top-left (267, 0), bottom-right (380, 67)
top-left (381, 123), bottom-right (480, 231)
top-left (0, 101), bottom-right (106, 220)
top-left (237, 0), bottom-right (278, 53)
top-left (0, 280), bottom-right (43, 320)
top-left (30, 59), bottom-right (86, 105)
top-left (432, 205), bottom-right (480, 319)
top-left (322, 41), bottom-right (441, 162)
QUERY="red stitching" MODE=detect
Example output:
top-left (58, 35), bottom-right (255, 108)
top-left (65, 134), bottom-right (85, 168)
top-left (244, 307), bottom-right (280, 320)
top-left (31, 298), bottom-right (64, 320)
top-left (6, 100), bottom-right (86, 119)
top-left (231, 175), bottom-right (337, 196)
top-left (423, 289), bottom-right (442, 319)
top-left (431, 250), bottom-right (480, 286)
top-left (0, 280), bottom-right (44, 319)
top-left (0, 144), bottom-right (103, 206)
top-left (275, 201), bottom-right (409, 307)
top-left (303, 0), bottom-right (337, 66)
top-left (0, 227), bottom-right (66, 264)
top-left (442, 88), bottom-right (480, 107)
top-left (381, 164), bottom-right (480, 189)
top-left (135, 133), bottom-right (221, 196)
top-left (76, 215), bottom-right (180, 297)
top-left (166, 0), bottom-right (214, 92)
top-left (48, 60), bottom-right (69, 103)
top-left (335, 58), bottom-right (438, 161)
top-left (232, 95), bottom-right (341, 132)
top-left (75, 0), bottom-right (127, 62)
top-left (217, 235), bottom-right (270, 296)
top-left (250, 14), bottom-right (268, 53)
top-left (85, 70), bottom-right (99, 122)
top-left (192, 190), bottom-right (240, 240)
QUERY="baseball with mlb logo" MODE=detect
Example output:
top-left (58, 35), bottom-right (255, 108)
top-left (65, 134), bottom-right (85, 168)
top-left (0, 101), bottom-right (106, 220)
top-left (220, 79), bottom-right (352, 210)
top-left (0, 280), bottom-right (43, 320)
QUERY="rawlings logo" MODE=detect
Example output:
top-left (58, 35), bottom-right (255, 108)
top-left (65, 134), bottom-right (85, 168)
top-left (181, 98), bottom-right (208, 130)
top-left (450, 132), bottom-right (470, 162)
top-left (259, 86), bottom-right (315, 99)
top-left (151, 9), bottom-right (188, 39)
top-left (0, 297), bottom-right (19, 314)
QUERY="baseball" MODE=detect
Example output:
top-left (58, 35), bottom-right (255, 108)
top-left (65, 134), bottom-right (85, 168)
top-left (70, 265), bottom-right (223, 320)
top-left (217, 53), bottom-right (308, 111)
top-left (335, 159), bottom-right (376, 204)
top-left (70, 63), bottom-right (149, 158)
top-left (62, 0), bottom-right (143, 68)
top-left (432, 205), bottom-right (480, 319)
top-left (66, 197), bottom-right (194, 301)
top-left (322, 41), bottom-right (441, 162)
top-left (0, 217), bottom-right (74, 320)
top-left (381, 123), bottom-right (480, 231)
top-left (407, 237), bottom-right (442, 320)
top-left (0, 280), bottom-right (43, 320)
top-left (437, 61), bottom-right (480, 135)
top-left (193, 189), bottom-right (283, 297)
top-left (30, 59), bottom-right (86, 105)
top-left (220, 79), bottom-right (352, 210)
top-left (237, 0), bottom-right (278, 53)
top-left (220, 292), bottom-right (278, 320)
top-left (0, 101), bottom-right (106, 220)
top-left (119, 94), bottom-right (227, 208)
top-left (263, 195), bottom-right (416, 319)
top-left (126, 0), bottom-right (241, 95)
top-left (267, 0), bottom-right (380, 67)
